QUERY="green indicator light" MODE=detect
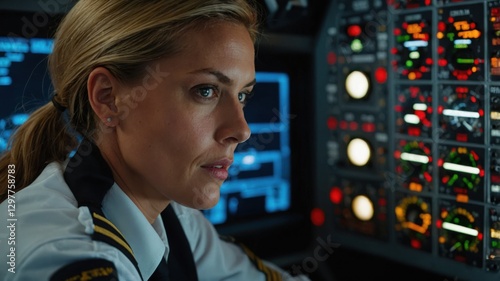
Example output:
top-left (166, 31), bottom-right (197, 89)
top-left (471, 174), bottom-right (478, 182)
top-left (447, 33), bottom-right (455, 41)
top-left (492, 240), bottom-right (499, 248)
top-left (464, 240), bottom-right (470, 251)
top-left (449, 174), bottom-right (459, 185)
top-left (453, 217), bottom-right (460, 224)
top-left (351, 39), bottom-right (363, 52)
top-left (397, 34), bottom-right (410, 43)
top-left (454, 44), bottom-right (468, 49)
top-left (469, 153), bottom-right (476, 163)
top-left (457, 58), bottom-right (474, 64)
top-left (406, 60), bottom-right (413, 68)
top-left (462, 177), bottom-right (474, 189)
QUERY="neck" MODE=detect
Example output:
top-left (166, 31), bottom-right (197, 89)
top-left (97, 137), bottom-right (170, 224)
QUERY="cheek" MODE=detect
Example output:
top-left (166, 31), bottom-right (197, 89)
top-left (154, 111), bottom-right (214, 157)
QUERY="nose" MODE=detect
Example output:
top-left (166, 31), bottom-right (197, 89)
top-left (216, 96), bottom-right (251, 145)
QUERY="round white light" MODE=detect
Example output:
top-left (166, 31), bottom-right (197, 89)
top-left (345, 71), bottom-right (370, 99)
top-left (352, 195), bottom-right (374, 221)
top-left (347, 138), bottom-right (371, 166)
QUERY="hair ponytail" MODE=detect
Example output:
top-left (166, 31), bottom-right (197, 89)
top-left (0, 103), bottom-right (77, 202)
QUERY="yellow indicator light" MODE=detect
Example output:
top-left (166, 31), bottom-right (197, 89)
top-left (409, 182), bottom-right (423, 192)
top-left (408, 72), bottom-right (417, 80)
top-left (491, 111), bottom-right (500, 120)
top-left (458, 29), bottom-right (481, 39)
top-left (491, 229), bottom-right (500, 239)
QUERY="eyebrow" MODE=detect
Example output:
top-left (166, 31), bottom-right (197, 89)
top-left (190, 68), bottom-right (256, 88)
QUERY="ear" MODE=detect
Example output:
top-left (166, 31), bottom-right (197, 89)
top-left (87, 67), bottom-right (120, 127)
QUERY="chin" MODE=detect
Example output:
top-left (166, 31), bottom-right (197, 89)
top-left (186, 184), bottom-right (221, 210)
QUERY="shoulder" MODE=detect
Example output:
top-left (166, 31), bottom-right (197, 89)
top-left (49, 258), bottom-right (118, 281)
top-left (0, 163), bottom-right (141, 280)
top-left (1, 162), bottom-right (82, 252)
top-left (1, 224), bottom-right (141, 281)
top-left (1, 162), bottom-right (82, 251)
top-left (14, 161), bottom-right (77, 208)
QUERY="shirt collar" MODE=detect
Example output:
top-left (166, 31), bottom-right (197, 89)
top-left (63, 139), bottom-right (170, 279)
top-left (102, 184), bottom-right (169, 280)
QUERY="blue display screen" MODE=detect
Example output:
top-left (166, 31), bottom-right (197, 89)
top-left (0, 36), bottom-right (53, 151)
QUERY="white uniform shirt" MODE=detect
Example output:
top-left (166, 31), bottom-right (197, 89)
top-left (0, 162), bottom-right (310, 281)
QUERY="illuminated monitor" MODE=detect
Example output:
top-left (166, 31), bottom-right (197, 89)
top-left (0, 36), bottom-right (54, 151)
top-left (0, 9), bottom-right (60, 152)
top-left (202, 72), bottom-right (291, 225)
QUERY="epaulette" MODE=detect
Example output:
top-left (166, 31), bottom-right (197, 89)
top-left (219, 234), bottom-right (284, 281)
top-left (63, 139), bottom-right (143, 280)
top-left (50, 258), bottom-right (118, 281)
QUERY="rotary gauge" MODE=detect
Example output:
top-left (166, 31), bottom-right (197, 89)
top-left (438, 85), bottom-right (484, 143)
top-left (438, 202), bottom-right (483, 267)
top-left (437, 5), bottom-right (484, 80)
top-left (395, 86), bottom-right (432, 137)
top-left (395, 195), bottom-right (432, 252)
top-left (439, 146), bottom-right (484, 201)
top-left (395, 140), bottom-right (432, 192)
top-left (392, 12), bottom-right (433, 80)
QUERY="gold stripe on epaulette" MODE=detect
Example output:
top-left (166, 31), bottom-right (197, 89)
top-left (238, 243), bottom-right (283, 281)
top-left (93, 225), bottom-right (134, 257)
top-left (92, 212), bottom-right (127, 237)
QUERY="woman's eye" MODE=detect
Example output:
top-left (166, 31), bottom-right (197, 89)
top-left (238, 91), bottom-right (253, 104)
top-left (198, 87), bottom-right (216, 98)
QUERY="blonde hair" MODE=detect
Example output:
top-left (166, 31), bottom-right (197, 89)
top-left (0, 0), bottom-right (261, 201)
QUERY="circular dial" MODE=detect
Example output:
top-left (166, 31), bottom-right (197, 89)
top-left (395, 86), bottom-right (432, 137)
top-left (437, 7), bottom-right (484, 80)
top-left (392, 15), bottom-right (432, 80)
top-left (395, 195), bottom-right (432, 251)
top-left (439, 146), bottom-right (484, 201)
top-left (438, 85), bottom-right (484, 143)
top-left (450, 47), bottom-right (477, 72)
top-left (395, 140), bottom-right (432, 192)
top-left (438, 203), bottom-right (483, 267)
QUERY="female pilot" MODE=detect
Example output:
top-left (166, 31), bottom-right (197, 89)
top-left (0, 0), bottom-right (310, 280)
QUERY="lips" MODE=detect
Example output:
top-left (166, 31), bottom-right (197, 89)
top-left (201, 158), bottom-right (233, 181)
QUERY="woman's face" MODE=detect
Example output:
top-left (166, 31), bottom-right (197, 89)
top-left (113, 22), bottom-right (255, 210)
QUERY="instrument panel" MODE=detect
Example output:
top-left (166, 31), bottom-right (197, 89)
top-left (314, 0), bottom-right (500, 279)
